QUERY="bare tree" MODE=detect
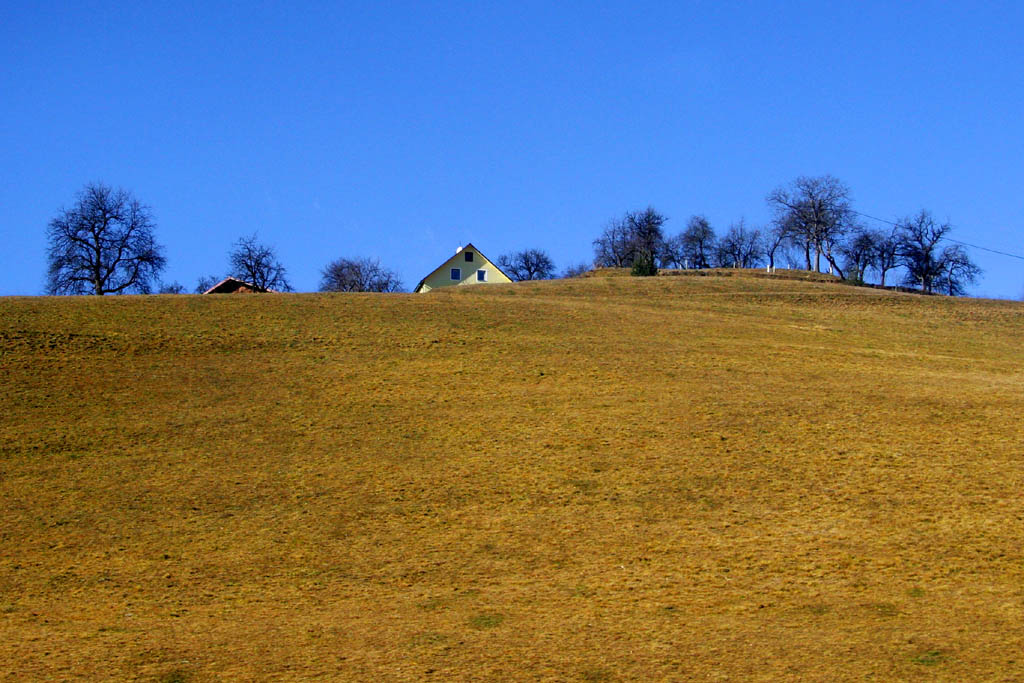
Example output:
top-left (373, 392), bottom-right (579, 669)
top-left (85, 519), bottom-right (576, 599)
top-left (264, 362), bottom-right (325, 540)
top-left (674, 215), bottom-right (716, 269)
top-left (157, 281), bottom-right (186, 294)
top-left (46, 182), bottom-right (166, 295)
top-left (593, 207), bottom-right (667, 269)
top-left (896, 210), bottom-right (981, 295)
top-left (938, 244), bottom-right (982, 296)
top-left (319, 257), bottom-right (403, 292)
top-left (763, 223), bottom-right (791, 272)
top-left (896, 211), bottom-right (948, 293)
top-left (228, 234), bottom-right (292, 292)
top-left (660, 233), bottom-right (685, 268)
top-left (593, 216), bottom-right (633, 268)
top-left (840, 229), bottom-right (880, 284)
top-left (872, 228), bottom-right (901, 287)
top-left (821, 227), bottom-right (851, 279)
top-left (631, 207), bottom-right (667, 270)
top-left (561, 262), bottom-right (591, 278)
top-left (715, 220), bottom-right (763, 268)
top-left (195, 274), bottom-right (220, 294)
top-left (767, 175), bottom-right (854, 276)
top-left (498, 249), bottom-right (556, 281)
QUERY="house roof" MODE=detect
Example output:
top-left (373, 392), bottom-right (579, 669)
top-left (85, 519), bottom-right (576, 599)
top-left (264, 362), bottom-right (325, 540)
top-left (202, 277), bottom-right (271, 294)
top-left (413, 243), bottom-right (513, 292)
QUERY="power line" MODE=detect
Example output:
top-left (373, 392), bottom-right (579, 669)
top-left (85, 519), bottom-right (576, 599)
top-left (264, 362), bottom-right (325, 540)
top-left (852, 210), bottom-right (1024, 262)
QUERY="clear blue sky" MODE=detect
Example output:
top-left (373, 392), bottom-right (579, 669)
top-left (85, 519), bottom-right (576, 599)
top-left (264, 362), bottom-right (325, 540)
top-left (3, 1), bottom-right (1023, 298)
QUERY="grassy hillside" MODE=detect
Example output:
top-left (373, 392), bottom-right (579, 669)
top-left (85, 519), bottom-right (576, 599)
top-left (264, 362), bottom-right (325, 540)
top-left (2, 273), bottom-right (1022, 681)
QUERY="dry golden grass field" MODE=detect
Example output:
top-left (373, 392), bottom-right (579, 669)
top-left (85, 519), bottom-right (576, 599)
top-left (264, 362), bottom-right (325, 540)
top-left (2, 270), bottom-right (1023, 681)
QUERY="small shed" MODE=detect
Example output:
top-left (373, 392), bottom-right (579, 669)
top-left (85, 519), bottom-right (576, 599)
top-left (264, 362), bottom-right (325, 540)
top-left (202, 277), bottom-right (269, 294)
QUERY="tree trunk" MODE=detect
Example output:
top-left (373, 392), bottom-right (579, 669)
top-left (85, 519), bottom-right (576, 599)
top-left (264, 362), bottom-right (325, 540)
top-left (93, 243), bottom-right (104, 295)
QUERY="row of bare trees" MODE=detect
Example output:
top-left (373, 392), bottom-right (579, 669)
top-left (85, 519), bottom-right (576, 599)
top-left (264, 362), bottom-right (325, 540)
top-left (495, 249), bottom-right (594, 281)
top-left (45, 178), bottom-right (982, 296)
top-left (45, 183), bottom-right (404, 295)
top-left (590, 175), bottom-right (982, 295)
top-left (189, 249), bottom-right (403, 294)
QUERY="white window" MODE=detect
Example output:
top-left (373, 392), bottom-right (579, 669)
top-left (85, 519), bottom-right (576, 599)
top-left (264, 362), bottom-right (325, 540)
top-left (450, 268), bottom-right (461, 280)
top-left (477, 269), bottom-right (487, 282)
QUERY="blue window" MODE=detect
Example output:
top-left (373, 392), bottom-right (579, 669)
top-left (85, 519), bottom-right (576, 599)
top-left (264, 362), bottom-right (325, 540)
top-left (464, 251), bottom-right (474, 262)
top-left (476, 269), bottom-right (487, 282)
top-left (450, 268), bottom-right (461, 280)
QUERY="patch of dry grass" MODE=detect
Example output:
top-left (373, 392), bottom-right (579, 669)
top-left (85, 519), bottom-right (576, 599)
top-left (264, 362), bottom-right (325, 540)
top-left (2, 272), bottom-right (1023, 680)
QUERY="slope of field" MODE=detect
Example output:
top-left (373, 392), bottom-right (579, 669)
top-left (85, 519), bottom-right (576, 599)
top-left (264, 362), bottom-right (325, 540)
top-left (2, 274), bottom-right (1022, 681)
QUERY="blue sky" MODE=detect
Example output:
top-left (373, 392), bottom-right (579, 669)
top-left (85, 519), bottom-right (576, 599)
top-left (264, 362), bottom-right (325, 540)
top-left (2, 1), bottom-right (1023, 297)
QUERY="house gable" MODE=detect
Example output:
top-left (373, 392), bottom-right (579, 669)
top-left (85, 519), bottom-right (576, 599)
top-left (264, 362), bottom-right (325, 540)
top-left (414, 243), bottom-right (513, 293)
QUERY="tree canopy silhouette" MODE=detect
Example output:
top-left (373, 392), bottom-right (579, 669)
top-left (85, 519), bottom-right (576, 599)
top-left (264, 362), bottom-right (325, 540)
top-left (46, 182), bottom-right (166, 295)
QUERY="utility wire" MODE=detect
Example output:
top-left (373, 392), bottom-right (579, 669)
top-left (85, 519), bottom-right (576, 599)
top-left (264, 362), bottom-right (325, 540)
top-left (852, 210), bottom-right (1024, 261)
